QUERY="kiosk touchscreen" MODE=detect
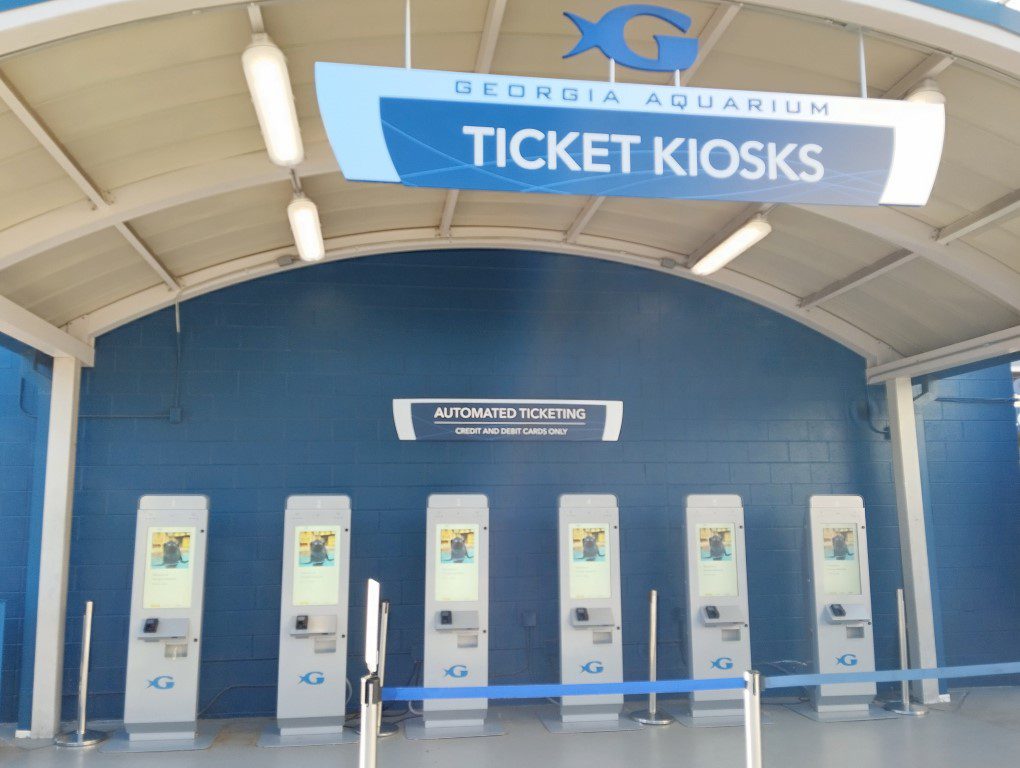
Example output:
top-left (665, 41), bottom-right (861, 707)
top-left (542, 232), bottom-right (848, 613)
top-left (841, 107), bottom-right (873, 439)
top-left (103, 495), bottom-right (218, 753)
top-left (541, 494), bottom-right (641, 733)
top-left (796, 495), bottom-right (894, 722)
top-left (678, 495), bottom-right (751, 726)
top-left (405, 494), bottom-right (503, 739)
top-left (259, 496), bottom-right (356, 748)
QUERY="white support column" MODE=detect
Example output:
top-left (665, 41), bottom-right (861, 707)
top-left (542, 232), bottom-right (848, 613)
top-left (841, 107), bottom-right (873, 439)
top-left (29, 355), bottom-right (82, 739)
top-left (885, 377), bottom-right (940, 704)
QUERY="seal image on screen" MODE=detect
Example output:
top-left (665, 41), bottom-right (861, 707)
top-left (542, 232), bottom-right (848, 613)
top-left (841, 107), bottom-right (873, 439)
top-left (581, 534), bottom-right (602, 561)
top-left (831, 532), bottom-right (853, 560)
top-left (308, 537), bottom-right (333, 566)
top-left (449, 535), bottom-right (471, 563)
top-left (160, 537), bottom-right (187, 568)
top-left (708, 532), bottom-right (730, 561)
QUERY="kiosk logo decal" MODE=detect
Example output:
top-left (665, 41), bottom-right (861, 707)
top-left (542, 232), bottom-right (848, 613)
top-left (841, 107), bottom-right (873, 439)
top-left (393, 399), bottom-right (623, 441)
top-left (146, 675), bottom-right (175, 690)
top-left (710, 656), bottom-right (734, 670)
top-left (299, 671), bottom-right (326, 685)
top-left (443, 664), bottom-right (469, 679)
top-left (563, 5), bottom-right (699, 73)
top-left (835, 654), bottom-right (859, 667)
top-left (580, 660), bottom-right (605, 674)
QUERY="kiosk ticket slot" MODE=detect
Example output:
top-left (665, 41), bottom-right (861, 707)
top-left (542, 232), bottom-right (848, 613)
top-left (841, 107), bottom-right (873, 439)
top-left (259, 495), bottom-right (356, 748)
top-left (679, 495), bottom-right (752, 726)
top-left (103, 496), bottom-right (220, 753)
top-left (405, 494), bottom-right (504, 739)
top-left (542, 494), bottom-right (642, 733)
top-left (795, 495), bottom-right (895, 722)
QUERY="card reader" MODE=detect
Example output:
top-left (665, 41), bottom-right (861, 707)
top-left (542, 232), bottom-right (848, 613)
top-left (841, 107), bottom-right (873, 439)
top-left (440, 610), bottom-right (453, 626)
top-left (705, 606), bottom-right (720, 620)
top-left (143, 618), bottom-right (159, 634)
top-left (830, 604), bottom-right (846, 618)
top-left (295, 615), bottom-right (308, 631)
top-left (575, 607), bottom-right (589, 622)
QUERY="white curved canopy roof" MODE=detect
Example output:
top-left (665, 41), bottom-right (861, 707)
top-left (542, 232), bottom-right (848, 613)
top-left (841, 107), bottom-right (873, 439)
top-left (0, 0), bottom-right (1019, 382)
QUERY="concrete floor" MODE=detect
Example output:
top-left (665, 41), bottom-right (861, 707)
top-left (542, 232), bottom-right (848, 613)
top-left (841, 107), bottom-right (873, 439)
top-left (2, 688), bottom-right (1019, 768)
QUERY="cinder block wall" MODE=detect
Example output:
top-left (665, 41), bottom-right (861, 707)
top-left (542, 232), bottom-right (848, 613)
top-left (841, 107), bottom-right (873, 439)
top-left (1, 250), bottom-right (1016, 723)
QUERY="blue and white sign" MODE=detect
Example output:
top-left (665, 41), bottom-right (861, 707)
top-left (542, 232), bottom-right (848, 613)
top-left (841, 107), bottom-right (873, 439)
top-left (316, 63), bottom-right (944, 206)
top-left (392, 399), bottom-right (623, 441)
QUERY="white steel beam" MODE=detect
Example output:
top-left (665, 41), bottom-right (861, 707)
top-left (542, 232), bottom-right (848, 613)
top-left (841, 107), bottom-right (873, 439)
top-left (799, 249), bottom-right (916, 308)
top-left (0, 70), bottom-right (106, 209)
top-left (29, 355), bottom-right (82, 739)
top-left (935, 188), bottom-right (1020, 244)
top-left (0, 68), bottom-right (180, 290)
top-left (0, 294), bottom-right (94, 365)
top-left (886, 376), bottom-right (941, 704)
top-left (0, 142), bottom-right (337, 273)
top-left (867, 323), bottom-right (1020, 383)
top-left (677, 2), bottom-right (741, 86)
top-left (796, 205), bottom-right (1020, 312)
top-left (114, 222), bottom-right (180, 291)
top-left (564, 197), bottom-right (605, 243)
top-left (437, 0), bottom-right (507, 236)
top-left (882, 52), bottom-right (955, 100)
top-left (65, 226), bottom-right (896, 364)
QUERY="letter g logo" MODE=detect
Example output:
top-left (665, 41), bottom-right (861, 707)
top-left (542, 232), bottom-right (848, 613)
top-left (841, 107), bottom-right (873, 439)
top-left (563, 4), bottom-right (699, 73)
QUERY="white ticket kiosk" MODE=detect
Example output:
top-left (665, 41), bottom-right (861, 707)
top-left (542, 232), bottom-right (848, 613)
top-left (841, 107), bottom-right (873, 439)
top-left (542, 494), bottom-right (641, 733)
top-left (103, 495), bottom-right (219, 752)
top-left (405, 494), bottom-right (503, 739)
top-left (678, 494), bottom-right (751, 726)
top-left (795, 495), bottom-right (894, 722)
top-left (259, 496), bottom-right (356, 747)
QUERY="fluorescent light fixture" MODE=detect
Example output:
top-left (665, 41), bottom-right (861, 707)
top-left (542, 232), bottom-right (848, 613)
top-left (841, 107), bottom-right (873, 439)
top-left (690, 215), bottom-right (772, 276)
top-left (905, 78), bottom-right (946, 105)
top-left (288, 194), bottom-right (325, 262)
top-left (242, 33), bottom-right (304, 166)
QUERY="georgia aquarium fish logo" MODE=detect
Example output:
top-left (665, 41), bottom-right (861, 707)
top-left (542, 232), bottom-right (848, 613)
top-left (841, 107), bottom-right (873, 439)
top-left (299, 671), bottom-right (326, 685)
top-left (146, 675), bottom-right (175, 690)
top-left (580, 660), bottom-right (605, 674)
top-left (710, 657), bottom-right (734, 671)
top-left (563, 4), bottom-right (699, 73)
top-left (444, 664), bottom-right (469, 679)
top-left (836, 654), bottom-right (859, 667)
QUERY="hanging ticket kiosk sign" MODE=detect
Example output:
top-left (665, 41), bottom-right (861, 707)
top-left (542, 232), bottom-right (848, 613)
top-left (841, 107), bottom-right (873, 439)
top-left (542, 494), bottom-right (642, 734)
top-left (102, 496), bottom-right (219, 753)
top-left (405, 495), bottom-right (504, 740)
top-left (675, 495), bottom-right (751, 727)
top-left (316, 63), bottom-right (944, 207)
top-left (259, 496), bottom-right (356, 748)
top-left (792, 495), bottom-right (896, 723)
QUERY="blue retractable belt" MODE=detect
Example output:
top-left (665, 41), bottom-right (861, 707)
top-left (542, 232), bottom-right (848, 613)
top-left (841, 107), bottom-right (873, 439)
top-left (383, 660), bottom-right (1020, 702)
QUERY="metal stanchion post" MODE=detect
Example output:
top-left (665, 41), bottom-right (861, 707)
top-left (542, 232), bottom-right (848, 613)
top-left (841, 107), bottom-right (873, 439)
top-left (885, 588), bottom-right (927, 716)
top-left (56, 601), bottom-right (107, 747)
top-left (743, 670), bottom-right (763, 768)
top-left (359, 674), bottom-right (381, 768)
top-left (375, 601), bottom-right (398, 737)
top-left (630, 589), bottom-right (674, 725)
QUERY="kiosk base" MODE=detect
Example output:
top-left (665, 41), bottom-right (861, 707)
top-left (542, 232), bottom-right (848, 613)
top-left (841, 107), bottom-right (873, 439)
top-left (540, 709), bottom-right (644, 734)
top-left (257, 721), bottom-right (358, 748)
top-left (404, 718), bottom-right (505, 740)
top-left (788, 703), bottom-right (899, 723)
top-left (669, 701), bottom-right (772, 728)
top-left (99, 721), bottom-right (222, 753)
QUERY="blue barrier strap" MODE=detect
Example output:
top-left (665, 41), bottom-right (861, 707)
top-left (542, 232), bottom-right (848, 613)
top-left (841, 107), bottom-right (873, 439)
top-left (382, 676), bottom-right (746, 702)
top-left (764, 661), bottom-right (1020, 690)
top-left (383, 660), bottom-right (1020, 702)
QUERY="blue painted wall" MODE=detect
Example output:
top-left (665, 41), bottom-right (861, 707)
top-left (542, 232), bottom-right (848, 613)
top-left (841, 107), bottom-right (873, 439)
top-left (0, 337), bottom-right (50, 723)
top-left (920, 366), bottom-right (1020, 671)
top-left (0, 250), bottom-right (1016, 722)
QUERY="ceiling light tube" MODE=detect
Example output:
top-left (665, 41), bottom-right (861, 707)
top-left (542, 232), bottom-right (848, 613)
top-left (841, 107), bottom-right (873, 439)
top-left (242, 33), bottom-right (304, 166)
top-left (288, 194), bottom-right (324, 262)
top-left (690, 215), bottom-right (772, 276)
